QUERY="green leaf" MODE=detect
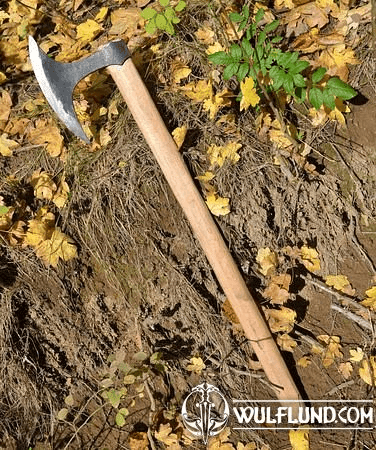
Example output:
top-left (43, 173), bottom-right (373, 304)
top-left (255, 43), bottom-right (264, 61)
top-left (160, 0), bottom-right (169, 6)
top-left (208, 51), bottom-right (232, 65)
top-left (271, 36), bottom-right (283, 43)
top-left (230, 44), bottom-right (242, 61)
top-left (312, 67), bottom-right (327, 84)
top-left (165, 20), bottom-right (175, 34)
top-left (322, 87), bottom-right (336, 110)
top-left (229, 12), bottom-right (242, 22)
top-left (295, 87), bottom-right (307, 103)
top-left (175, 0), bottom-right (186, 12)
top-left (107, 389), bottom-right (123, 408)
top-left (270, 67), bottom-right (285, 90)
top-left (155, 13), bottom-right (167, 28)
top-left (141, 7), bottom-right (157, 20)
top-left (254, 8), bottom-right (265, 24)
top-left (293, 73), bottom-right (306, 88)
top-left (115, 407), bottom-right (129, 427)
top-left (290, 60), bottom-right (310, 74)
top-left (241, 39), bottom-right (253, 57)
top-left (171, 16), bottom-right (180, 24)
top-left (145, 20), bottom-right (157, 33)
top-left (223, 62), bottom-right (240, 80)
top-left (237, 62), bottom-right (249, 81)
top-left (258, 31), bottom-right (267, 45)
top-left (242, 5), bottom-right (250, 19)
top-left (283, 73), bottom-right (294, 94)
top-left (309, 87), bottom-right (324, 109)
top-left (264, 19), bottom-right (279, 34)
top-left (279, 52), bottom-right (298, 69)
top-left (0, 206), bottom-right (9, 215)
top-left (164, 6), bottom-right (175, 19)
top-left (326, 77), bottom-right (357, 100)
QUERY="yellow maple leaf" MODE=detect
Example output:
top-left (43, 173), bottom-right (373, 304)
top-left (275, 0), bottom-right (295, 10)
top-left (0, 134), bottom-right (19, 156)
top-left (24, 219), bottom-right (51, 247)
top-left (36, 228), bottom-right (77, 267)
top-left (338, 362), bottom-right (353, 379)
top-left (256, 247), bottom-right (278, 276)
top-left (30, 170), bottom-right (57, 201)
top-left (325, 274), bottom-right (355, 295)
top-left (204, 88), bottom-right (233, 120)
top-left (182, 80), bottom-right (212, 102)
top-left (316, 44), bottom-right (360, 81)
top-left (361, 286), bottom-right (376, 310)
top-left (237, 443), bottom-right (257, 450)
top-left (277, 333), bottom-right (297, 352)
top-left (95, 6), bottom-right (108, 22)
top-left (155, 423), bottom-right (179, 446)
top-left (172, 125), bottom-right (187, 150)
top-left (76, 19), bottom-right (102, 43)
top-left (187, 356), bottom-right (206, 374)
top-left (240, 77), bottom-right (260, 111)
top-left (208, 428), bottom-right (234, 450)
top-left (53, 176), bottom-right (70, 208)
top-left (206, 193), bottom-right (230, 216)
top-left (28, 119), bottom-right (64, 157)
top-left (207, 141), bottom-right (242, 167)
top-left (300, 245), bottom-right (320, 272)
top-left (289, 428), bottom-right (309, 450)
top-left (109, 8), bottom-right (143, 41)
top-left (196, 171), bottom-right (215, 182)
top-left (8, 220), bottom-right (26, 246)
top-left (297, 356), bottom-right (312, 368)
top-left (265, 307), bottom-right (296, 333)
top-left (359, 357), bottom-right (376, 386)
top-left (349, 347), bottom-right (364, 362)
top-left (317, 335), bottom-right (343, 367)
top-left (206, 42), bottom-right (226, 55)
top-left (171, 58), bottom-right (192, 83)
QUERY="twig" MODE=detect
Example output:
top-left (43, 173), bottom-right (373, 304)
top-left (144, 378), bottom-right (157, 450)
top-left (331, 304), bottom-right (373, 332)
top-left (326, 380), bottom-right (355, 396)
top-left (294, 329), bottom-right (324, 351)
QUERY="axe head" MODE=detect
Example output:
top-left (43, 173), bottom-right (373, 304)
top-left (28, 36), bottom-right (131, 143)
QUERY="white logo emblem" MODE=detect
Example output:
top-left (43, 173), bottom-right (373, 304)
top-left (181, 382), bottom-right (229, 443)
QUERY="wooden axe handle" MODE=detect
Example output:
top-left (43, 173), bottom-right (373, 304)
top-left (107, 59), bottom-right (301, 404)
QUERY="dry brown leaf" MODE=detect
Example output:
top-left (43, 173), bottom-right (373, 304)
top-left (129, 431), bottom-right (149, 450)
top-left (206, 193), bottom-right (230, 216)
top-left (0, 133), bottom-right (19, 156)
top-left (187, 356), bottom-right (206, 374)
top-left (195, 25), bottom-right (215, 45)
top-left (297, 356), bottom-right (312, 368)
top-left (325, 274), bottom-right (355, 296)
top-left (207, 141), bottom-right (241, 167)
top-left (208, 428), bottom-right (234, 450)
top-left (349, 347), bottom-right (364, 362)
top-left (0, 90), bottom-right (12, 124)
top-left (300, 245), bottom-right (320, 272)
top-left (317, 335), bottom-right (343, 367)
top-left (109, 8), bottom-right (143, 40)
top-left (53, 176), bottom-right (70, 208)
top-left (155, 423), bottom-right (179, 447)
top-left (338, 362), bottom-right (353, 379)
top-left (361, 286), bottom-right (376, 310)
top-left (263, 282), bottom-right (289, 305)
top-left (315, 44), bottom-right (360, 82)
top-left (0, 205), bottom-right (14, 231)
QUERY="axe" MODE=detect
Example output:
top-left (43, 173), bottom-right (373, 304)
top-left (28, 37), bottom-right (302, 405)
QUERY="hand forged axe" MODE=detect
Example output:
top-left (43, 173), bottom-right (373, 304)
top-left (29, 36), bottom-right (302, 408)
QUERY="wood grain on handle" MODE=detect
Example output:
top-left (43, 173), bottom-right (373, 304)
top-left (107, 59), bottom-right (301, 404)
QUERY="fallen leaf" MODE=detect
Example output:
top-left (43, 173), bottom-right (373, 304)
top-left (172, 125), bottom-right (187, 149)
top-left (349, 347), bottom-right (364, 362)
top-left (195, 25), bottom-right (215, 45)
top-left (206, 42), bottom-right (226, 55)
top-left (155, 423), bottom-right (179, 446)
top-left (240, 77), bottom-right (260, 111)
top-left (359, 357), bottom-right (376, 386)
top-left (360, 286), bottom-right (376, 310)
top-left (325, 274), bottom-right (355, 296)
top-left (256, 247), bottom-right (278, 276)
top-left (187, 356), bottom-right (206, 374)
top-left (315, 44), bottom-right (360, 81)
top-left (24, 218), bottom-right (51, 247)
top-left (207, 141), bottom-right (242, 167)
top-left (76, 19), bottom-right (103, 43)
top-left (317, 335), bottom-right (343, 367)
top-left (236, 443), bottom-right (257, 450)
top-left (53, 176), bottom-right (70, 208)
top-left (129, 431), bottom-right (149, 450)
top-left (297, 356), bottom-right (312, 368)
top-left (289, 428), bottom-right (309, 450)
top-left (196, 171), bottom-right (215, 182)
top-left (300, 245), bottom-right (320, 272)
top-left (0, 133), bottom-right (19, 156)
top-left (277, 333), bottom-right (297, 352)
top-left (203, 88), bottom-right (233, 120)
top-left (0, 90), bottom-right (12, 123)
top-left (181, 79), bottom-right (212, 102)
top-left (206, 193), bottom-right (230, 216)
top-left (0, 205), bottom-right (14, 231)
top-left (172, 59), bottom-right (192, 83)
top-left (338, 362), bottom-right (353, 379)
top-left (30, 170), bottom-right (57, 200)
top-left (265, 307), bottom-right (296, 333)
top-left (275, 0), bottom-right (295, 9)
top-left (109, 8), bottom-right (143, 40)
top-left (36, 227), bottom-right (77, 267)
top-left (94, 6), bottom-right (108, 22)
top-left (208, 428), bottom-right (234, 450)
top-left (264, 282), bottom-right (289, 305)
top-left (28, 119), bottom-right (64, 157)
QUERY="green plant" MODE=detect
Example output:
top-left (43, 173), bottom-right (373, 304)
top-left (141, 0), bottom-right (186, 35)
top-left (208, 6), bottom-right (357, 110)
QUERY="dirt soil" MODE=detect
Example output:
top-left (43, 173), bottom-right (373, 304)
top-left (1, 1), bottom-right (376, 450)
